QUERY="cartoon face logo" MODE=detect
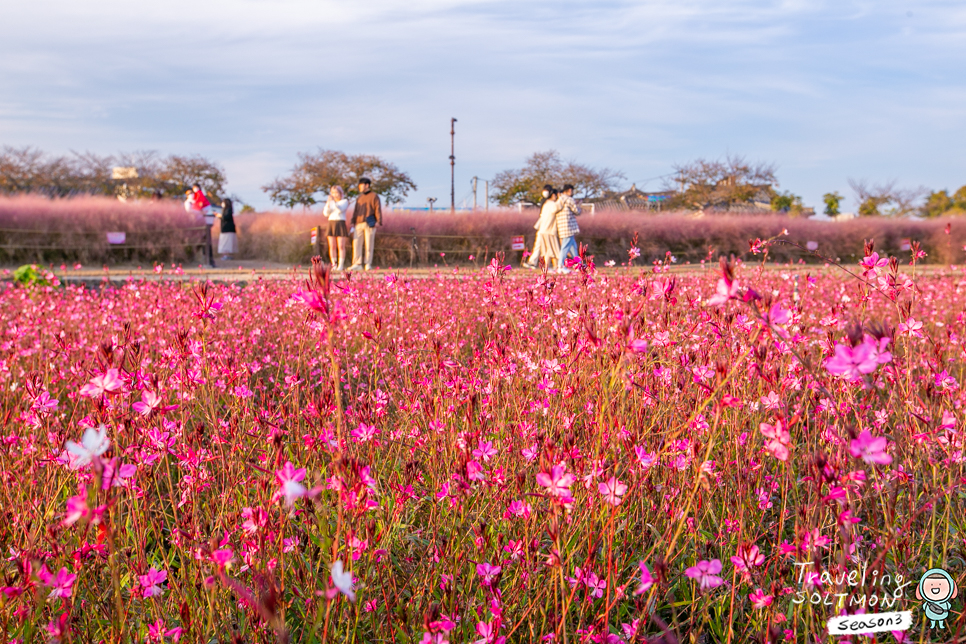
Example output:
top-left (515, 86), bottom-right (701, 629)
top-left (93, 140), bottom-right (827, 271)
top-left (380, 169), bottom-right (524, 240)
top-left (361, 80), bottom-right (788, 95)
top-left (916, 568), bottom-right (958, 629)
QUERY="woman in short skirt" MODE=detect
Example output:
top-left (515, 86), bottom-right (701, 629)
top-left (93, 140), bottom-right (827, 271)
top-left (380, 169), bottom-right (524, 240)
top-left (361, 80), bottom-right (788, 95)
top-left (217, 198), bottom-right (238, 260)
top-left (324, 186), bottom-right (349, 270)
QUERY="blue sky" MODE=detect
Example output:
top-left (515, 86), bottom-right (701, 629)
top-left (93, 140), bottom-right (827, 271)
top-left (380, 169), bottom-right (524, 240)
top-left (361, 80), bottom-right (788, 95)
top-left (1, 0), bottom-right (964, 211)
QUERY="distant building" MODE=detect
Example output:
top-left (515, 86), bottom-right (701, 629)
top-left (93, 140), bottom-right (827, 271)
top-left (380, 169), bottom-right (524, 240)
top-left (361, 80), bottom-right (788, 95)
top-left (582, 184), bottom-right (677, 212)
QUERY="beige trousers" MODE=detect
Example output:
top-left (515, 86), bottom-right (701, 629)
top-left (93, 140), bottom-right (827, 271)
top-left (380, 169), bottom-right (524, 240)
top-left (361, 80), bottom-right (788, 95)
top-left (352, 222), bottom-right (376, 268)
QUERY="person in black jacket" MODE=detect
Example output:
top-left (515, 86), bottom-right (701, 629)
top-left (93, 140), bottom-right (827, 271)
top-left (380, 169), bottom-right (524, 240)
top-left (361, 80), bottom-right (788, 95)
top-left (217, 198), bottom-right (238, 260)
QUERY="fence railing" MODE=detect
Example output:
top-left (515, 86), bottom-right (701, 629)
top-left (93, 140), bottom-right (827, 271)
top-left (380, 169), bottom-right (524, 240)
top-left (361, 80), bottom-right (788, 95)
top-left (0, 226), bottom-right (209, 262)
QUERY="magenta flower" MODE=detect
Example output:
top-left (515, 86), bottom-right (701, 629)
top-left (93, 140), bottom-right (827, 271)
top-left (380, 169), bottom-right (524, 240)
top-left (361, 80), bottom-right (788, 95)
top-left (730, 544), bottom-right (765, 574)
top-left (825, 336), bottom-right (891, 381)
top-left (477, 562), bottom-right (502, 587)
top-left (897, 318), bottom-right (923, 338)
top-left (80, 368), bottom-right (124, 397)
top-left (211, 549), bottom-right (234, 567)
top-left (849, 430), bottom-right (892, 465)
top-left (536, 464), bottom-right (576, 499)
top-left (37, 566), bottom-right (76, 599)
top-left (63, 486), bottom-right (89, 526)
top-left (139, 567), bottom-right (167, 598)
top-left (759, 421), bottom-right (791, 462)
top-left (351, 422), bottom-right (378, 443)
top-left (708, 277), bottom-right (739, 306)
top-left (31, 390), bottom-right (59, 414)
top-left (101, 458), bottom-right (137, 490)
top-left (749, 587), bottom-right (773, 609)
top-left (859, 252), bottom-right (888, 277)
top-left (627, 338), bottom-right (649, 353)
top-left (598, 476), bottom-right (628, 506)
top-left (276, 462), bottom-right (307, 506)
top-left (291, 289), bottom-right (327, 314)
top-left (685, 559), bottom-right (724, 592)
top-left (585, 572), bottom-right (606, 598)
top-left (634, 562), bottom-right (655, 595)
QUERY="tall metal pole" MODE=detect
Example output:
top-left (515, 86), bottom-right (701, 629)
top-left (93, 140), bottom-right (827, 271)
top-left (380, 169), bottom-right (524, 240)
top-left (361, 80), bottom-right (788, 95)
top-left (450, 118), bottom-right (457, 212)
top-left (484, 180), bottom-right (489, 210)
top-left (472, 176), bottom-right (478, 210)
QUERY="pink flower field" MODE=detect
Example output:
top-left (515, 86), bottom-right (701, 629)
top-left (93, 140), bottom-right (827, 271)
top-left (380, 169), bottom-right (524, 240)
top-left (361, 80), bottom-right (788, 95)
top-left (1, 246), bottom-right (964, 643)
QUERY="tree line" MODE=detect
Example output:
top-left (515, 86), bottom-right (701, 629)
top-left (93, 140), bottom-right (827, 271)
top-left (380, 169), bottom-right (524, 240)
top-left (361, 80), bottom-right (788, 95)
top-left (2, 145), bottom-right (964, 218)
top-left (0, 147), bottom-right (227, 202)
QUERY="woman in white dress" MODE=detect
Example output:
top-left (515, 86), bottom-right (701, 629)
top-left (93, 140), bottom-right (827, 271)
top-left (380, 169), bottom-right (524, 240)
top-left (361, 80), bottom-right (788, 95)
top-left (525, 189), bottom-right (561, 270)
top-left (324, 186), bottom-right (350, 270)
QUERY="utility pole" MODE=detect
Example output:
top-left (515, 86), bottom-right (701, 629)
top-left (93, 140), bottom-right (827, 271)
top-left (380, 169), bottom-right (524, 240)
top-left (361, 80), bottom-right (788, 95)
top-left (472, 176), bottom-right (478, 209)
top-left (484, 180), bottom-right (489, 210)
top-left (450, 118), bottom-right (457, 212)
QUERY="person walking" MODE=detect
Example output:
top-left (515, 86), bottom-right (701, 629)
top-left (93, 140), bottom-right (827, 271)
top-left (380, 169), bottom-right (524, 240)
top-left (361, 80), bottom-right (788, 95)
top-left (189, 184), bottom-right (216, 267)
top-left (525, 188), bottom-right (561, 270)
top-left (555, 184), bottom-right (581, 274)
top-left (216, 198), bottom-right (238, 260)
top-left (347, 177), bottom-right (382, 271)
top-left (324, 186), bottom-right (350, 271)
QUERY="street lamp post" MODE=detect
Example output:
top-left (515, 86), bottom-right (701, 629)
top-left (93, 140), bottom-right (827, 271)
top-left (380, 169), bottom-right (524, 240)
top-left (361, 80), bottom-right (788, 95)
top-left (450, 118), bottom-right (457, 213)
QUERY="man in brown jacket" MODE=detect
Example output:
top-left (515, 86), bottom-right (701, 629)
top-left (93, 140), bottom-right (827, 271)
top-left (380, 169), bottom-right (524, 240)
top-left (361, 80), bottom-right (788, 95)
top-left (347, 177), bottom-right (382, 271)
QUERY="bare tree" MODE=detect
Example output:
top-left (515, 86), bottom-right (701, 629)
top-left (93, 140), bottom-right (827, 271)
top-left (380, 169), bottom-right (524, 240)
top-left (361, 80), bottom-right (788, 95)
top-left (664, 155), bottom-right (778, 209)
top-left (0, 147), bottom-right (228, 200)
top-left (848, 179), bottom-right (926, 216)
top-left (490, 150), bottom-right (624, 206)
top-left (263, 149), bottom-right (417, 208)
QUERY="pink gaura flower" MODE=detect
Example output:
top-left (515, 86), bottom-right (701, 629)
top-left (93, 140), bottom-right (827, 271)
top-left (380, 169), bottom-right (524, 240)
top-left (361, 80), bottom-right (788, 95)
top-left (276, 461), bottom-right (308, 506)
top-left (759, 421), bottom-right (791, 462)
top-left (211, 549), bottom-right (234, 567)
top-left (291, 289), bottom-right (327, 314)
top-left (31, 390), bottom-right (59, 414)
top-left (139, 567), bottom-right (167, 598)
top-left (708, 277), bottom-right (740, 306)
top-left (627, 338), bottom-right (648, 353)
top-left (536, 464), bottom-right (575, 498)
top-left (825, 335), bottom-right (891, 381)
top-left (849, 430), bottom-right (892, 465)
top-left (749, 587), bottom-right (773, 609)
top-left (477, 562), bottom-right (502, 587)
top-left (859, 252), bottom-right (888, 277)
top-left (685, 559), bottom-right (724, 592)
top-left (475, 620), bottom-right (506, 644)
top-left (584, 572), bottom-right (606, 598)
top-left (730, 544), bottom-right (765, 574)
top-left (634, 562), bottom-right (655, 595)
top-left (897, 318), bottom-right (923, 338)
top-left (351, 422), bottom-right (378, 443)
top-left (132, 390), bottom-right (176, 416)
top-left (80, 368), bottom-right (124, 397)
top-left (598, 476), bottom-right (628, 506)
top-left (37, 566), bottom-right (76, 599)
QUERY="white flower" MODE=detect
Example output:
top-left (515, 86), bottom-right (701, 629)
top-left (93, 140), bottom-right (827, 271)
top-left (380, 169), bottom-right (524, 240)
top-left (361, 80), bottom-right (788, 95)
top-left (65, 425), bottom-right (110, 467)
top-left (331, 560), bottom-right (356, 601)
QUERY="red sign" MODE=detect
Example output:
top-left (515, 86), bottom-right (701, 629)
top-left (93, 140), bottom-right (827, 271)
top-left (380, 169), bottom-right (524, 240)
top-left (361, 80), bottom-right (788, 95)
top-left (511, 235), bottom-right (525, 251)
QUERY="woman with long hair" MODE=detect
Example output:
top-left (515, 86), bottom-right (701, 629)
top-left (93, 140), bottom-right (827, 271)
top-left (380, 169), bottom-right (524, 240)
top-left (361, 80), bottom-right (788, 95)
top-left (217, 198), bottom-right (238, 260)
top-left (324, 186), bottom-right (350, 270)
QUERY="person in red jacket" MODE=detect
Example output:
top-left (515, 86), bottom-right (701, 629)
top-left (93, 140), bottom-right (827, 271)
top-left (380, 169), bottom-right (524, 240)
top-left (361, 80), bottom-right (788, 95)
top-left (191, 183), bottom-right (216, 268)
